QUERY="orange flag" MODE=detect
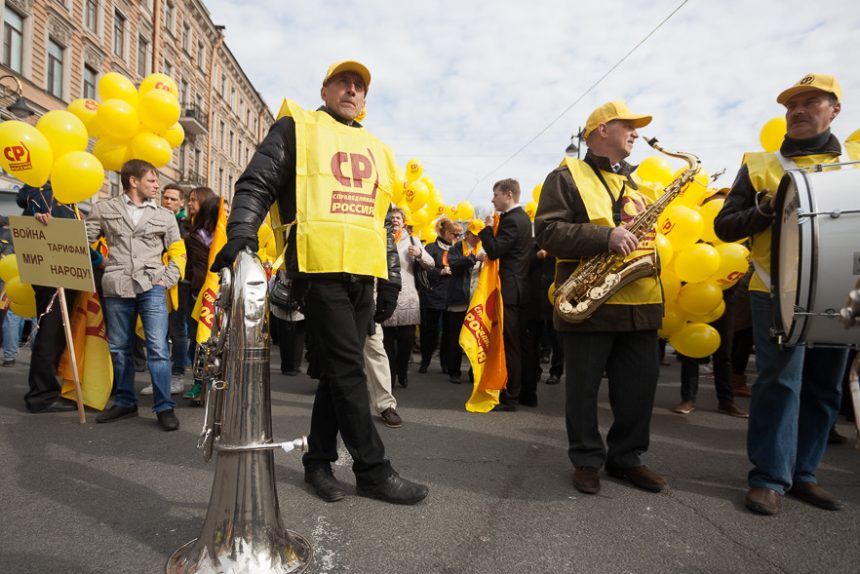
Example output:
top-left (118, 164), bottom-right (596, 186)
top-left (59, 292), bottom-right (112, 410)
top-left (460, 223), bottom-right (507, 412)
top-left (191, 198), bottom-right (227, 343)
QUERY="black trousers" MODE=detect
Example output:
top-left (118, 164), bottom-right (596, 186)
top-left (24, 286), bottom-right (77, 411)
top-left (300, 277), bottom-right (392, 484)
top-left (419, 307), bottom-right (444, 369)
top-left (500, 302), bottom-right (526, 404)
top-left (679, 291), bottom-right (735, 403)
top-left (276, 318), bottom-right (306, 373)
top-left (382, 325), bottom-right (415, 384)
top-left (562, 329), bottom-right (659, 469)
top-left (443, 309), bottom-right (467, 377)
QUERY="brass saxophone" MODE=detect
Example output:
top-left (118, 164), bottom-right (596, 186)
top-left (554, 138), bottom-right (701, 323)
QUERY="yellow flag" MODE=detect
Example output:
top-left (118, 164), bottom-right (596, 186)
top-left (192, 198), bottom-right (228, 343)
top-left (59, 292), bottom-right (112, 410)
top-left (460, 256), bottom-right (507, 413)
top-left (163, 239), bottom-right (187, 312)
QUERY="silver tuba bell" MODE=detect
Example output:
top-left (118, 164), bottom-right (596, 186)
top-left (166, 249), bottom-right (312, 573)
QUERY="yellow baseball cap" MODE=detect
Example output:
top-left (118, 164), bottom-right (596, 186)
top-left (323, 60), bottom-right (371, 93)
top-left (467, 219), bottom-right (485, 235)
top-left (583, 100), bottom-right (652, 138)
top-left (777, 73), bottom-right (842, 105)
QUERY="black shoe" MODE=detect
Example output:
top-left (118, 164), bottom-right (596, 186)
top-left (399, 376), bottom-right (408, 388)
top-left (281, 369), bottom-right (299, 376)
top-left (441, 366), bottom-right (449, 375)
top-left (448, 374), bottom-right (462, 384)
top-left (304, 467), bottom-right (347, 502)
top-left (30, 400), bottom-right (78, 413)
top-left (357, 472), bottom-right (428, 505)
top-left (2, 359), bottom-right (15, 367)
top-left (519, 396), bottom-right (538, 408)
top-left (417, 363), bottom-right (428, 374)
top-left (545, 375), bottom-right (560, 385)
top-left (96, 404), bottom-right (139, 423)
top-left (828, 428), bottom-right (847, 445)
top-left (156, 409), bottom-right (180, 431)
top-left (491, 403), bottom-right (517, 412)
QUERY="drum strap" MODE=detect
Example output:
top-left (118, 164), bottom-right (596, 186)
top-left (753, 153), bottom-right (797, 289)
top-left (774, 152), bottom-right (797, 171)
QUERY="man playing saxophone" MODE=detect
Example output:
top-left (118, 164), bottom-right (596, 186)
top-left (211, 60), bottom-right (428, 505)
top-left (534, 101), bottom-right (667, 495)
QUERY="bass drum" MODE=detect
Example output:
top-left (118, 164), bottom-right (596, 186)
top-left (772, 164), bottom-right (860, 347)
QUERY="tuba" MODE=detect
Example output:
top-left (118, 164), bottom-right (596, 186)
top-left (166, 249), bottom-right (312, 573)
top-left (554, 138), bottom-right (701, 323)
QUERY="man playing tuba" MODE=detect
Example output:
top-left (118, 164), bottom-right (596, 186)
top-left (212, 60), bottom-right (428, 505)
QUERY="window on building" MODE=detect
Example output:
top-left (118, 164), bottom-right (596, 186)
top-left (182, 23), bottom-right (190, 53)
top-left (137, 35), bottom-right (149, 76)
top-left (220, 73), bottom-right (226, 96)
top-left (83, 65), bottom-right (98, 99)
top-left (85, 0), bottom-right (99, 33)
top-left (197, 40), bottom-right (205, 71)
top-left (178, 142), bottom-right (186, 172)
top-left (195, 92), bottom-right (203, 112)
top-left (194, 148), bottom-right (201, 174)
top-left (47, 39), bottom-right (64, 99)
top-left (180, 79), bottom-right (189, 106)
top-left (163, 59), bottom-right (173, 77)
top-left (229, 129), bottom-right (234, 155)
top-left (218, 167), bottom-right (224, 194)
top-left (230, 87), bottom-right (236, 109)
top-left (113, 11), bottom-right (125, 58)
top-left (164, 2), bottom-right (175, 35)
top-left (109, 171), bottom-right (120, 196)
top-left (219, 121), bottom-right (225, 148)
top-left (3, 8), bottom-right (24, 73)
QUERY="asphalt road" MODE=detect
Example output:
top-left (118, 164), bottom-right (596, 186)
top-left (1, 345), bottom-right (858, 574)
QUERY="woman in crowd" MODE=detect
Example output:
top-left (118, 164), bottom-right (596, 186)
top-left (182, 190), bottom-right (219, 401)
top-left (382, 207), bottom-right (434, 388)
top-left (442, 223), bottom-right (479, 384)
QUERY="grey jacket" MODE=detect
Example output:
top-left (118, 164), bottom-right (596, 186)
top-left (86, 195), bottom-right (182, 298)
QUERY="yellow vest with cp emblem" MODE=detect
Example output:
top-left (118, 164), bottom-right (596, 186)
top-left (742, 143), bottom-right (859, 293)
top-left (270, 98), bottom-right (397, 278)
top-left (561, 157), bottom-right (663, 306)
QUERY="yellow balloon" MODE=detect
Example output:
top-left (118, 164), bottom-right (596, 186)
top-left (532, 183), bottom-right (543, 203)
top-left (698, 198), bottom-right (724, 244)
top-left (760, 116), bottom-right (787, 152)
top-left (400, 204), bottom-right (414, 225)
top-left (847, 128), bottom-right (860, 143)
top-left (139, 73), bottom-right (179, 99)
top-left (265, 240), bottom-right (277, 260)
top-left (0, 120), bottom-right (53, 187)
top-left (391, 180), bottom-right (407, 204)
top-left (425, 190), bottom-right (442, 217)
top-left (67, 99), bottom-right (101, 135)
top-left (524, 200), bottom-right (537, 220)
top-left (420, 175), bottom-right (434, 192)
top-left (657, 205), bottom-right (703, 251)
top-left (658, 304), bottom-right (685, 339)
top-left (129, 132), bottom-right (172, 168)
top-left (93, 137), bottom-right (131, 172)
top-left (4, 276), bottom-right (35, 307)
top-left (139, 89), bottom-right (181, 134)
top-left (36, 110), bottom-right (89, 160)
top-left (677, 280), bottom-right (722, 316)
top-left (162, 122), bottom-right (185, 148)
top-left (411, 206), bottom-right (430, 226)
top-left (97, 99), bottom-right (140, 141)
top-left (674, 243), bottom-right (721, 283)
top-left (405, 180), bottom-right (429, 209)
top-left (654, 233), bottom-right (673, 266)
top-left (661, 268), bottom-right (681, 303)
top-left (0, 254), bottom-right (19, 281)
top-left (670, 322), bottom-right (721, 359)
top-left (637, 156), bottom-right (673, 186)
top-left (710, 243), bottom-right (750, 289)
top-left (9, 299), bottom-right (36, 318)
top-left (51, 151), bottom-right (106, 204)
top-left (98, 72), bottom-right (138, 106)
top-left (456, 200), bottom-right (475, 221)
top-left (686, 299), bottom-right (726, 324)
top-left (405, 158), bottom-right (423, 182)
top-left (419, 224), bottom-right (437, 243)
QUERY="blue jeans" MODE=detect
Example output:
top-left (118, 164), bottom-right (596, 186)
top-left (3, 309), bottom-right (24, 361)
top-left (747, 291), bottom-right (845, 493)
top-left (103, 287), bottom-right (175, 414)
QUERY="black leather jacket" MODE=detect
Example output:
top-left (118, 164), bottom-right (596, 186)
top-left (226, 106), bottom-right (400, 289)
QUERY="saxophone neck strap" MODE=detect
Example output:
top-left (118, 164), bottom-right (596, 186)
top-left (584, 156), bottom-right (624, 226)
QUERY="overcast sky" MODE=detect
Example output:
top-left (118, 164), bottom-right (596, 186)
top-left (205, 0), bottom-right (859, 209)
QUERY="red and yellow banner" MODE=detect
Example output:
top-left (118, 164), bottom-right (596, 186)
top-left (460, 256), bottom-right (506, 413)
top-left (59, 291), bottom-right (112, 410)
top-left (191, 198), bottom-right (227, 343)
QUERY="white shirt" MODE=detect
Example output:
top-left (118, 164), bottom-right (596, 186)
top-left (124, 196), bottom-right (158, 226)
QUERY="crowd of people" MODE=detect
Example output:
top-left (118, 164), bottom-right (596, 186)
top-left (0, 63), bottom-right (855, 514)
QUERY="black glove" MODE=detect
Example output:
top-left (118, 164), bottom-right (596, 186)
top-left (210, 236), bottom-right (259, 272)
top-left (373, 282), bottom-right (400, 324)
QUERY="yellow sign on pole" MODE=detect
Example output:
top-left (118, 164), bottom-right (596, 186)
top-left (9, 216), bottom-right (96, 292)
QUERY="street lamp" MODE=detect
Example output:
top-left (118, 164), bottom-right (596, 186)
top-left (565, 127), bottom-right (583, 158)
top-left (0, 74), bottom-right (36, 119)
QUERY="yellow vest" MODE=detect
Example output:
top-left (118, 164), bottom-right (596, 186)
top-left (742, 142), bottom-right (859, 292)
top-left (561, 157), bottom-right (663, 306)
top-left (271, 99), bottom-right (397, 278)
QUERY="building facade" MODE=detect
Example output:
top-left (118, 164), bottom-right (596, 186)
top-left (0, 0), bottom-right (272, 201)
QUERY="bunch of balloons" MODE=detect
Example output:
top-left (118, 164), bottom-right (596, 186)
top-left (0, 71), bottom-right (183, 206)
top-left (634, 159), bottom-right (750, 358)
top-left (0, 255), bottom-right (36, 317)
top-left (393, 158), bottom-right (474, 243)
